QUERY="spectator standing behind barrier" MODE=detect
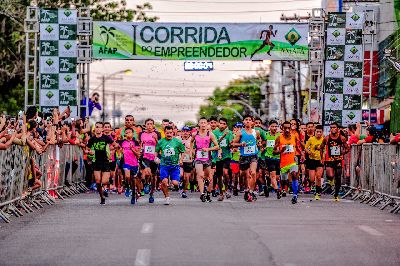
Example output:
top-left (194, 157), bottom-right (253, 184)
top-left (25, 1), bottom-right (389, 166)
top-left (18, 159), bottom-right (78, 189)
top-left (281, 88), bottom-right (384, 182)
top-left (357, 126), bottom-right (378, 144)
top-left (390, 133), bottom-right (400, 144)
top-left (80, 93), bottom-right (102, 119)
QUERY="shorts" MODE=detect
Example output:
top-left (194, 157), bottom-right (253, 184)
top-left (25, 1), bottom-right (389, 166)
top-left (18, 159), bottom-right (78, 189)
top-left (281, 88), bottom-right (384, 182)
top-left (160, 165), bottom-right (180, 182)
top-left (295, 155), bottom-right (304, 164)
top-left (109, 161), bottom-right (117, 171)
top-left (28, 177), bottom-right (35, 187)
top-left (308, 159), bottom-right (323, 170)
top-left (93, 162), bottom-right (111, 172)
top-left (239, 155), bottom-right (258, 171)
top-left (230, 161), bottom-right (240, 174)
top-left (141, 158), bottom-right (158, 175)
top-left (325, 160), bottom-right (342, 169)
top-left (182, 162), bottom-right (193, 173)
top-left (216, 158), bottom-right (231, 177)
top-left (194, 160), bottom-right (211, 168)
top-left (211, 161), bottom-right (216, 169)
top-left (123, 164), bottom-right (139, 177)
top-left (266, 158), bottom-right (280, 175)
top-left (280, 163), bottom-right (298, 181)
top-left (257, 158), bottom-right (266, 171)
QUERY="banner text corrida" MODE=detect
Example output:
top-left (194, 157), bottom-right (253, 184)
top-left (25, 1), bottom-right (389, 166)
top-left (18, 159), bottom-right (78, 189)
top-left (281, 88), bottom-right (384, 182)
top-left (93, 22), bottom-right (309, 61)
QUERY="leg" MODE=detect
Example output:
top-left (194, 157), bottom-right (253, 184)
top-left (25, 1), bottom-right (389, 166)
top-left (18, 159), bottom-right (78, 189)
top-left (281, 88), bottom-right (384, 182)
top-left (195, 163), bottom-right (205, 194)
top-left (94, 171), bottom-right (104, 199)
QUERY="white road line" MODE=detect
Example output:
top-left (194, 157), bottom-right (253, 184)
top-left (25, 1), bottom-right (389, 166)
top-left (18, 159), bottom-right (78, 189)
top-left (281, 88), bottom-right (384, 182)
top-left (141, 223), bottom-right (154, 234)
top-left (135, 249), bottom-right (151, 266)
top-left (358, 225), bottom-right (384, 236)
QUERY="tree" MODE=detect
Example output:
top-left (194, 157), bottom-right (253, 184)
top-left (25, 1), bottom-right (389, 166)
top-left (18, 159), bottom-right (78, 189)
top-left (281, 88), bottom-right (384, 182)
top-left (0, 0), bottom-right (158, 114)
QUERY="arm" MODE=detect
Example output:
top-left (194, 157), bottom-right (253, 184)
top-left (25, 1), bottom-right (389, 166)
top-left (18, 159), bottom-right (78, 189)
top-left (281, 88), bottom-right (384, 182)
top-left (0, 131), bottom-right (16, 150)
top-left (231, 131), bottom-right (244, 148)
top-left (259, 30), bottom-right (266, 39)
top-left (319, 137), bottom-right (327, 163)
top-left (355, 122), bottom-right (361, 139)
top-left (272, 136), bottom-right (281, 155)
top-left (342, 136), bottom-right (350, 154)
top-left (206, 133), bottom-right (219, 152)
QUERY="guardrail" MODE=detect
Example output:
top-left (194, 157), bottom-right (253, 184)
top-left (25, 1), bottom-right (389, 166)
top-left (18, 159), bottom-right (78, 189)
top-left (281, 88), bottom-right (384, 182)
top-left (343, 144), bottom-right (400, 214)
top-left (0, 145), bottom-right (87, 223)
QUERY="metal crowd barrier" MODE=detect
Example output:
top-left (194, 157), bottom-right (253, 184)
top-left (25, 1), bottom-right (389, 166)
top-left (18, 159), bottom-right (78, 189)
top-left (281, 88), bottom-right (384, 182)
top-left (0, 144), bottom-right (87, 223)
top-left (343, 144), bottom-right (400, 214)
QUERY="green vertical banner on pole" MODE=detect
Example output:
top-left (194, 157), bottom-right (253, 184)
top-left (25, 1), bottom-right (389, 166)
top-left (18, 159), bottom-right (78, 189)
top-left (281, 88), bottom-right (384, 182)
top-left (39, 9), bottom-right (78, 117)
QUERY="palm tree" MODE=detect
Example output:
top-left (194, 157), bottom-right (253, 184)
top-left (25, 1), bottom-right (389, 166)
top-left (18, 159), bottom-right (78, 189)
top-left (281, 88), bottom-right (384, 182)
top-left (60, 91), bottom-right (69, 101)
top-left (42, 75), bottom-right (51, 87)
top-left (100, 26), bottom-right (116, 46)
top-left (60, 25), bottom-right (69, 37)
top-left (60, 58), bottom-right (70, 69)
top-left (326, 79), bottom-right (339, 90)
top-left (327, 46), bottom-right (337, 58)
top-left (41, 42), bottom-right (50, 54)
top-left (345, 63), bottom-right (355, 72)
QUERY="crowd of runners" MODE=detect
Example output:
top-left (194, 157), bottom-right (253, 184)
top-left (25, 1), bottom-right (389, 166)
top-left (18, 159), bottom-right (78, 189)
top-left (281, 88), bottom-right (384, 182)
top-left (84, 114), bottom-right (359, 206)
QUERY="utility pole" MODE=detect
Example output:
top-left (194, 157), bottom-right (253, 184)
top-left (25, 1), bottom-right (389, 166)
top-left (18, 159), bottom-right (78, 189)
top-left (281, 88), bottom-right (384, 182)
top-left (281, 62), bottom-right (287, 120)
top-left (102, 75), bottom-right (105, 122)
top-left (113, 91), bottom-right (116, 127)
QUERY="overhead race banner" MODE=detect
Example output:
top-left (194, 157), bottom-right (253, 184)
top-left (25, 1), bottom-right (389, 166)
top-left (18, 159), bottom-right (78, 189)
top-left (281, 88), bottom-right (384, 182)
top-left (92, 22), bottom-right (309, 60)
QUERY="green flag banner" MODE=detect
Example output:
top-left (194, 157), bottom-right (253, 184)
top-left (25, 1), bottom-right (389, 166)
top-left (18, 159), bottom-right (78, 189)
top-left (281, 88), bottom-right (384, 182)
top-left (93, 22), bottom-right (309, 60)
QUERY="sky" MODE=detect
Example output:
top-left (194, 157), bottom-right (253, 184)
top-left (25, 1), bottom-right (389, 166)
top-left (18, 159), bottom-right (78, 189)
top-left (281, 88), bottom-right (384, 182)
top-left (89, 0), bottom-right (321, 126)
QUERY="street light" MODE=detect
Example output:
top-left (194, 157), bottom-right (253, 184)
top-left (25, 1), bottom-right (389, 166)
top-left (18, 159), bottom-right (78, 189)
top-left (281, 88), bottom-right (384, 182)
top-left (98, 69), bottom-right (132, 122)
top-left (217, 106), bottom-right (243, 120)
top-left (226, 99), bottom-right (261, 119)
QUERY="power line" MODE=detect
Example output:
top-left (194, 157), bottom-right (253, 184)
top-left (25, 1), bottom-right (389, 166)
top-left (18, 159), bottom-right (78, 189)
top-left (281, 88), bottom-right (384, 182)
top-left (150, 0), bottom-right (317, 4)
top-left (144, 7), bottom-right (318, 14)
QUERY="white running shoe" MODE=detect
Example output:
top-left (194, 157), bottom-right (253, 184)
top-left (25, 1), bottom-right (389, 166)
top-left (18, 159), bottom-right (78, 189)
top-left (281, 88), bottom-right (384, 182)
top-left (164, 197), bottom-right (171, 205)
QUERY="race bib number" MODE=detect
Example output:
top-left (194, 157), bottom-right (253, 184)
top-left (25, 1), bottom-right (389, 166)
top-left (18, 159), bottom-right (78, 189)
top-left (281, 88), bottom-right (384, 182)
top-left (220, 139), bottom-right (227, 147)
top-left (244, 145), bottom-right (256, 155)
top-left (144, 145), bottom-right (155, 154)
top-left (283, 145), bottom-right (294, 154)
top-left (196, 150), bottom-right (209, 159)
top-left (164, 148), bottom-right (175, 157)
top-left (267, 140), bottom-right (275, 148)
top-left (183, 154), bottom-right (191, 161)
top-left (330, 146), bottom-right (341, 156)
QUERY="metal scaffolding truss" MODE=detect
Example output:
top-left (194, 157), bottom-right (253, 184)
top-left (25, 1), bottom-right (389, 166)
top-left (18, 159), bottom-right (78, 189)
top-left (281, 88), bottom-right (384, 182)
top-left (24, 7), bottom-right (40, 111)
top-left (77, 7), bottom-right (92, 118)
top-left (308, 8), bottom-right (326, 123)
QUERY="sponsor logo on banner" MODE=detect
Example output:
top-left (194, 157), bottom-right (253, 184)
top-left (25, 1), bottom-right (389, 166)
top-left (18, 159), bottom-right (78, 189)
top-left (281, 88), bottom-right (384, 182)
top-left (346, 12), bottom-right (364, 29)
top-left (344, 45), bottom-right (363, 61)
top-left (59, 73), bottom-right (77, 90)
top-left (40, 89), bottom-right (59, 106)
top-left (41, 106), bottom-right (58, 114)
top-left (59, 24), bottom-right (77, 40)
top-left (40, 40), bottom-right (58, 56)
top-left (343, 110), bottom-right (362, 125)
top-left (58, 9), bottom-right (77, 24)
top-left (328, 13), bottom-right (346, 28)
top-left (40, 74), bottom-right (59, 90)
top-left (343, 77), bottom-right (363, 94)
top-left (40, 24), bottom-right (59, 40)
top-left (40, 9), bottom-right (58, 23)
top-left (59, 57), bottom-right (77, 73)
top-left (40, 56), bottom-right (59, 74)
top-left (326, 45), bottom-right (344, 61)
top-left (345, 29), bottom-right (362, 45)
top-left (325, 61), bottom-right (344, 78)
top-left (59, 40), bottom-right (77, 57)
top-left (92, 22), bottom-right (309, 60)
top-left (344, 62), bottom-right (363, 78)
top-left (324, 93), bottom-right (343, 110)
top-left (59, 90), bottom-right (77, 106)
top-left (324, 110), bottom-right (343, 125)
top-left (324, 78), bottom-right (344, 94)
top-left (343, 94), bottom-right (362, 110)
top-left (327, 28), bottom-right (346, 45)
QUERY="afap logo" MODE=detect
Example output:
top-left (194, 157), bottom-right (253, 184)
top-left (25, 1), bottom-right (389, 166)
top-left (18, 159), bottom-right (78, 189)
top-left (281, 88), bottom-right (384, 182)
top-left (344, 62), bottom-right (363, 78)
top-left (40, 9), bottom-right (58, 23)
top-left (40, 74), bottom-right (59, 90)
top-left (59, 57), bottom-right (77, 73)
top-left (59, 90), bottom-right (77, 106)
top-left (59, 24), bottom-right (77, 40)
top-left (40, 41), bottom-right (58, 56)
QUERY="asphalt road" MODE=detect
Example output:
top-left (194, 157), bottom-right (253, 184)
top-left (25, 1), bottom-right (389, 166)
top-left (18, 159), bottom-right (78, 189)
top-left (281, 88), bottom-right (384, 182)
top-left (1, 191), bottom-right (399, 266)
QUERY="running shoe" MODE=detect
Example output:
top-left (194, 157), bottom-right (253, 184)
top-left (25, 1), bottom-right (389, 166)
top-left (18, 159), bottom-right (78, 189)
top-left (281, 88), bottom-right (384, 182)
top-left (164, 197), bottom-right (170, 205)
top-left (259, 191), bottom-right (265, 196)
top-left (334, 196), bottom-right (340, 202)
top-left (246, 192), bottom-right (253, 202)
top-left (315, 193), bottom-right (321, 200)
top-left (217, 194), bottom-right (224, 201)
top-left (206, 192), bottom-right (212, 202)
top-left (251, 192), bottom-right (257, 202)
top-left (304, 186), bottom-right (311, 194)
top-left (282, 191), bottom-right (287, 197)
top-left (131, 196), bottom-right (136, 205)
top-left (233, 188), bottom-right (239, 196)
top-left (225, 192), bottom-right (231, 199)
top-left (291, 195), bottom-right (298, 204)
top-left (200, 193), bottom-right (206, 202)
top-left (264, 186), bottom-right (270, 198)
top-left (140, 191), bottom-right (145, 197)
top-left (90, 183), bottom-right (97, 191)
top-left (100, 198), bottom-right (106, 205)
top-left (181, 191), bottom-right (187, 198)
top-left (212, 190), bottom-right (218, 197)
top-left (244, 190), bottom-right (249, 201)
top-left (277, 190), bottom-right (282, 199)
top-left (149, 194), bottom-right (154, 203)
top-left (103, 189), bottom-right (109, 198)
top-left (124, 189), bottom-right (131, 198)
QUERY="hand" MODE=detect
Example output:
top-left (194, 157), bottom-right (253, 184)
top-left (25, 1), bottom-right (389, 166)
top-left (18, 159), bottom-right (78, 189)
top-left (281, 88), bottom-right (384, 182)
top-left (0, 115), bottom-right (5, 125)
top-left (241, 142), bottom-right (247, 147)
top-left (201, 147), bottom-right (208, 152)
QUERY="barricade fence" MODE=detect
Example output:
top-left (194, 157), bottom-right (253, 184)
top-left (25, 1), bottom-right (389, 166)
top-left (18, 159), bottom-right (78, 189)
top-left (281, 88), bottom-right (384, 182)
top-left (343, 144), bottom-right (400, 214)
top-left (0, 145), bottom-right (87, 223)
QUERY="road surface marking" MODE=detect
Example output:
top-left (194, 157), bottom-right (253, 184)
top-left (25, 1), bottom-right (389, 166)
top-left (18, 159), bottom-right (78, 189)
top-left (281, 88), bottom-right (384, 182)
top-left (135, 249), bottom-right (151, 266)
top-left (385, 220), bottom-right (393, 222)
top-left (358, 225), bottom-right (384, 236)
top-left (141, 223), bottom-right (154, 234)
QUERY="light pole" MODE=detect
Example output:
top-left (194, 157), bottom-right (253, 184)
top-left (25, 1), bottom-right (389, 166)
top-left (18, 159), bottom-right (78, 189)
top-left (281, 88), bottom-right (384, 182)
top-left (217, 106), bottom-right (243, 120)
top-left (98, 69), bottom-right (132, 122)
top-left (226, 99), bottom-right (261, 119)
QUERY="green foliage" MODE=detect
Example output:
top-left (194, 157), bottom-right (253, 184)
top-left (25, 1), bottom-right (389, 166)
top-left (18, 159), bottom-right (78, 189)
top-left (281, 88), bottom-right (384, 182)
top-left (198, 75), bottom-right (266, 127)
top-left (0, 0), bottom-right (158, 113)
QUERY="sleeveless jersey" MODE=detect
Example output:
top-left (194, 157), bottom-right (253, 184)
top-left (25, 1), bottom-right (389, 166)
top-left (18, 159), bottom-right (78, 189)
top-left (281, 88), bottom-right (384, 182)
top-left (178, 136), bottom-right (192, 163)
top-left (239, 129), bottom-right (258, 157)
top-left (325, 134), bottom-right (344, 161)
top-left (265, 132), bottom-right (280, 159)
top-left (140, 131), bottom-right (158, 161)
top-left (194, 132), bottom-right (211, 161)
top-left (279, 135), bottom-right (296, 168)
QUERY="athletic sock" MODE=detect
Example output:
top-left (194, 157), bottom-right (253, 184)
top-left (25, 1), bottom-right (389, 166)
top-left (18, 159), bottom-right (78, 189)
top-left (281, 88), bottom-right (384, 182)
top-left (96, 183), bottom-right (104, 198)
top-left (292, 180), bottom-right (299, 196)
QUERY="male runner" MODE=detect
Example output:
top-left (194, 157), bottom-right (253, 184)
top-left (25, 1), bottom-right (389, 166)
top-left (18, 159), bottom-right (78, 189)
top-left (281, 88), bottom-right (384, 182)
top-left (231, 123), bottom-right (242, 196)
top-left (250, 24), bottom-right (277, 59)
top-left (177, 126), bottom-right (194, 198)
top-left (232, 115), bottom-right (262, 202)
top-left (115, 115), bottom-right (141, 140)
top-left (140, 118), bottom-right (161, 203)
top-left (304, 122), bottom-right (315, 192)
top-left (254, 118), bottom-right (268, 197)
top-left (213, 118), bottom-right (234, 201)
top-left (265, 120), bottom-right (282, 199)
top-left (155, 125), bottom-right (186, 205)
top-left (209, 116), bottom-right (219, 197)
top-left (103, 122), bottom-right (116, 192)
top-left (305, 125), bottom-right (324, 200)
top-left (273, 121), bottom-right (304, 204)
top-left (87, 122), bottom-right (119, 205)
top-left (191, 117), bottom-right (219, 202)
top-left (119, 128), bottom-right (141, 204)
top-left (320, 122), bottom-right (350, 201)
